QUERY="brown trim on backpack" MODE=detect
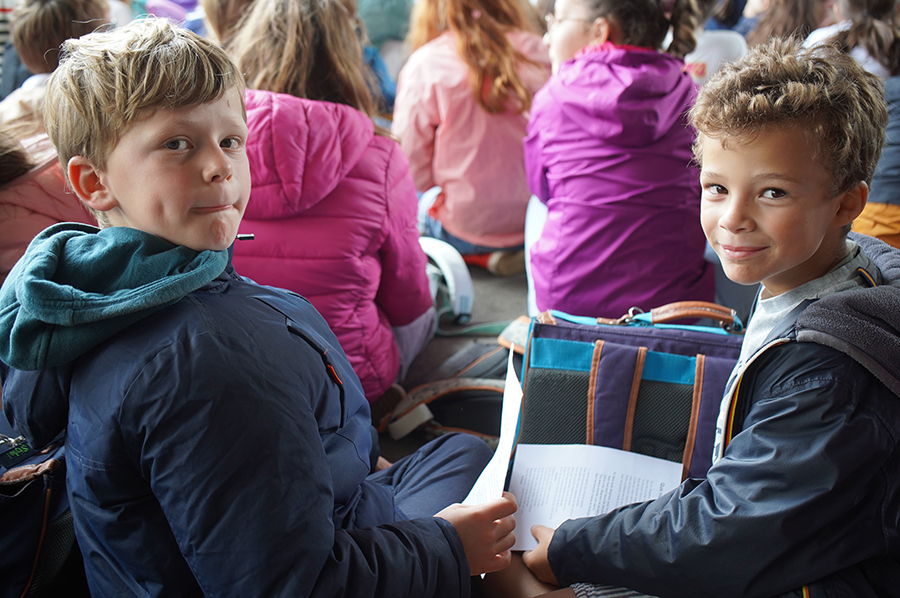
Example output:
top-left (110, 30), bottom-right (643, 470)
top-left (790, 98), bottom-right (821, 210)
top-left (681, 354), bottom-right (705, 480)
top-left (623, 347), bottom-right (647, 451)
top-left (587, 340), bottom-right (605, 444)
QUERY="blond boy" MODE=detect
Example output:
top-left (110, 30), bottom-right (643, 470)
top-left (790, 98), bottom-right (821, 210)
top-left (520, 39), bottom-right (900, 598)
top-left (0, 18), bottom-right (516, 598)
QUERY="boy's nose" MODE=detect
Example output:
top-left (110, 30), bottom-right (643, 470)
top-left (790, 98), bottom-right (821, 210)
top-left (205, 147), bottom-right (234, 182)
top-left (719, 196), bottom-right (753, 232)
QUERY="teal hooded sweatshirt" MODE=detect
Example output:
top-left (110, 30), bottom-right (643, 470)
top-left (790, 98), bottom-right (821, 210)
top-left (0, 223), bottom-right (228, 371)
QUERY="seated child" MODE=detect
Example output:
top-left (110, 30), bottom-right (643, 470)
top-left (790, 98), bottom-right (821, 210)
top-left (802, 0), bottom-right (900, 249)
top-left (0, 19), bottom-right (516, 598)
top-left (218, 0), bottom-right (436, 405)
top-left (393, 0), bottom-right (550, 273)
top-left (0, 0), bottom-right (109, 137)
top-left (518, 38), bottom-right (900, 597)
top-left (525, 0), bottom-right (714, 318)
top-left (0, 129), bottom-right (96, 284)
top-left (685, 0), bottom-right (748, 86)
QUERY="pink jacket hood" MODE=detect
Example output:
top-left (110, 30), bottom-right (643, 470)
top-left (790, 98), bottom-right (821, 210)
top-left (235, 90), bottom-right (433, 402)
top-left (243, 89), bottom-right (375, 218)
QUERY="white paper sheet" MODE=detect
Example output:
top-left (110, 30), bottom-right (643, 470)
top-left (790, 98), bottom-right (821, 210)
top-left (509, 444), bottom-right (683, 550)
top-left (462, 348), bottom-right (523, 505)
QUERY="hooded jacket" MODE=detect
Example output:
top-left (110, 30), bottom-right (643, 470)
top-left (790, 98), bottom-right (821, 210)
top-left (393, 30), bottom-right (551, 248)
top-left (524, 43), bottom-right (714, 318)
top-left (0, 134), bottom-right (96, 284)
top-left (547, 233), bottom-right (900, 597)
top-left (0, 224), bottom-right (470, 598)
top-left (232, 90), bottom-right (433, 402)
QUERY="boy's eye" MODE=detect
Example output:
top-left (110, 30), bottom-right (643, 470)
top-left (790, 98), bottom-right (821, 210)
top-left (220, 137), bottom-right (241, 149)
top-left (165, 139), bottom-right (189, 150)
top-left (761, 188), bottom-right (786, 199)
top-left (704, 184), bottom-right (727, 195)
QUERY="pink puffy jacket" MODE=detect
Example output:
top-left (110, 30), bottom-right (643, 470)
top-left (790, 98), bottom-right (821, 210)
top-left (233, 90), bottom-right (433, 402)
top-left (0, 135), bottom-right (96, 284)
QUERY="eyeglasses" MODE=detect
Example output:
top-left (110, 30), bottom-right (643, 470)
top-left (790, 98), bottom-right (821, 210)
top-left (544, 13), bottom-right (592, 30)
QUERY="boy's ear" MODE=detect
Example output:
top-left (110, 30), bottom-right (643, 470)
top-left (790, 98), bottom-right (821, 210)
top-left (834, 181), bottom-right (868, 227)
top-left (67, 156), bottom-right (118, 212)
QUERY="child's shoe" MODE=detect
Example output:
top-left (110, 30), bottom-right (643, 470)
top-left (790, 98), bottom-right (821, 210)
top-left (463, 250), bottom-right (526, 277)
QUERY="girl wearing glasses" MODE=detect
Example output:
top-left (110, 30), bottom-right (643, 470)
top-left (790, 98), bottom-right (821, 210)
top-left (524, 0), bottom-right (714, 319)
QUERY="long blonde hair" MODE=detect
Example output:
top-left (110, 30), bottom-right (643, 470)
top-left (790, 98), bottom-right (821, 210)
top-left (408, 0), bottom-right (543, 114)
top-left (226, 0), bottom-right (377, 117)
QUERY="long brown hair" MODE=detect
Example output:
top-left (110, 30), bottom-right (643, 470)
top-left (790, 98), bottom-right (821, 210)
top-left (0, 129), bottom-right (33, 187)
top-left (199, 0), bottom-right (255, 45)
top-left (745, 0), bottom-right (830, 48)
top-left (829, 0), bottom-right (900, 76)
top-left (579, 0), bottom-right (702, 58)
top-left (408, 0), bottom-right (544, 114)
top-left (226, 0), bottom-right (378, 117)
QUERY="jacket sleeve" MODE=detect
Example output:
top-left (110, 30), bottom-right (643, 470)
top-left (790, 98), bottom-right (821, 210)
top-left (523, 97), bottom-right (550, 203)
top-left (374, 141), bottom-right (433, 327)
top-left (392, 57), bottom-right (438, 192)
top-left (548, 342), bottom-right (899, 598)
top-left (123, 331), bottom-right (469, 598)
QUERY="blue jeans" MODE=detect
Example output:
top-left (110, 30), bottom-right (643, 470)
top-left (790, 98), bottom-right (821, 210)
top-left (418, 187), bottom-right (523, 255)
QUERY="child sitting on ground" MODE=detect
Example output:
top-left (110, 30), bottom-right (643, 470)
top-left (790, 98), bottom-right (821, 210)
top-left (0, 0), bottom-right (108, 137)
top-left (216, 0), bottom-right (436, 408)
top-left (511, 38), bottom-right (900, 598)
top-left (393, 0), bottom-right (550, 276)
top-left (0, 18), bottom-right (516, 598)
top-left (525, 0), bottom-right (714, 318)
top-left (803, 0), bottom-right (900, 249)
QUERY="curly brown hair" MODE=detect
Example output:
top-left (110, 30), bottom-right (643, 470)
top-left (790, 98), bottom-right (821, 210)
top-left (690, 37), bottom-right (887, 196)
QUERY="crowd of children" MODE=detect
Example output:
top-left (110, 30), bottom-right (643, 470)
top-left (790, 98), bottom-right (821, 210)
top-left (0, 0), bottom-right (899, 597)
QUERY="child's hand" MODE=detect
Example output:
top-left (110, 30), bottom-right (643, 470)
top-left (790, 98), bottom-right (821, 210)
top-left (435, 491), bottom-right (518, 576)
top-left (522, 524), bottom-right (559, 585)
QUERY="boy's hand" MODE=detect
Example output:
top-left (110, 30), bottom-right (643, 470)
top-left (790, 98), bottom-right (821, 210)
top-left (522, 524), bottom-right (559, 585)
top-left (435, 491), bottom-right (517, 576)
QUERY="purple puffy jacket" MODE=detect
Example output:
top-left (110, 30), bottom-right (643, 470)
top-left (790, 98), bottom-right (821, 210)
top-left (233, 90), bottom-right (432, 402)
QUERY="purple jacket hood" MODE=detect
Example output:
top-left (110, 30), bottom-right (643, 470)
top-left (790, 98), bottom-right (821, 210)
top-left (550, 43), bottom-right (696, 148)
top-left (243, 89), bottom-right (374, 218)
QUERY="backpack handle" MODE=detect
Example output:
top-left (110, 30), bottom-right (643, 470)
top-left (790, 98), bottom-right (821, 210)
top-left (649, 301), bottom-right (738, 325)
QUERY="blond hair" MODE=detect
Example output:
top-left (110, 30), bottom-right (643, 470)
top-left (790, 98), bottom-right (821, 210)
top-left (226, 0), bottom-right (377, 117)
top-left (690, 37), bottom-right (887, 195)
top-left (408, 0), bottom-right (544, 114)
top-left (44, 17), bottom-right (245, 175)
top-left (11, 0), bottom-right (109, 74)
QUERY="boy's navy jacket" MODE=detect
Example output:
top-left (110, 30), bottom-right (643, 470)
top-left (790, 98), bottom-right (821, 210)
top-left (0, 224), bottom-right (470, 597)
top-left (548, 233), bottom-right (900, 598)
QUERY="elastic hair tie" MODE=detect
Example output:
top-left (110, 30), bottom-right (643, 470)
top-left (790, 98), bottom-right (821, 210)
top-left (660, 0), bottom-right (676, 14)
top-left (472, 9), bottom-right (481, 19)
